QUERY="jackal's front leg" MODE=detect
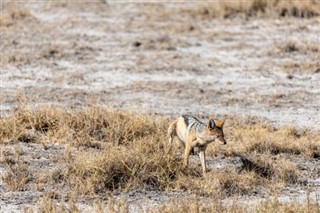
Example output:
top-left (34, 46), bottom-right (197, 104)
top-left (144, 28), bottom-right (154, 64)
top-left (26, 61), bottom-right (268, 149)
top-left (183, 138), bottom-right (193, 169)
top-left (199, 146), bottom-right (207, 174)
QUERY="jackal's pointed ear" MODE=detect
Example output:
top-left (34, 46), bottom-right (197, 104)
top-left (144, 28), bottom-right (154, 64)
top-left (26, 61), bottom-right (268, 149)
top-left (207, 119), bottom-right (216, 130)
top-left (216, 118), bottom-right (226, 128)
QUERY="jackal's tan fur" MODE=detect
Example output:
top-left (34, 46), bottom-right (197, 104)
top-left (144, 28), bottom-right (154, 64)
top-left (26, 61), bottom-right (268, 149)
top-left (168, 115), bottom-right (226, 174)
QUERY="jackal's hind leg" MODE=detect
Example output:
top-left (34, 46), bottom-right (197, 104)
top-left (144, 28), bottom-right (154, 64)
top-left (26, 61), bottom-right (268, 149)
top-left (183, 140), bottom-right (192, 169)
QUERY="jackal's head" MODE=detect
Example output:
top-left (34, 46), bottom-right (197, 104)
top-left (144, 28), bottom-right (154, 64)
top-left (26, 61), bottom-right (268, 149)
top-left (204, 118), bottom-right (227, 145)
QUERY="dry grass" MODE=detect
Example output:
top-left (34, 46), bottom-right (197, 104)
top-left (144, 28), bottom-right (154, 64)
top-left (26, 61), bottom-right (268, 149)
top-left (8, 7), bottom-right (31, 20)
top-left (0, 16), bottom-right (11, 27)
top-left (35, 194), bottom-right (80, 213)
top-left (0, 106), bottom-right (167, 147)
top-left (188, 0), bottom-right (320, 19)
top-left (0, 4), bottom-right (33, 27)
top-left (175, 170), bottom-right (260, 197)
top-left (0, 7), bottom-right (31, 27)
top-left (1, 106), bottom-right (320, 198)
top-left (207, 122), bottom-right (320, 159)
top-left (3, 160), bottom-right (33, 191)
top-left (238, 155), bottom-right (298, 184)
top-left (0, 145), bottom-right (32, 191)
top-left (65, 146), bottom-right (184, 195)
top-left (133, 35), bottom-right (177, 51)
top-left (276, 40), bottom-right (319, 54)
top-left (279, 59), bottom-right (320, 74)
top-left (27, 196), bottom-right (320, 213)
top-left (152, 199), bottom-right (320, 213)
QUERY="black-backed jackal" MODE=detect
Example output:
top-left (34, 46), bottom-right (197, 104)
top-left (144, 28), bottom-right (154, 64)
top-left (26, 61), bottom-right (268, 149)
top-left (168, 115), bottom-right (226, 174)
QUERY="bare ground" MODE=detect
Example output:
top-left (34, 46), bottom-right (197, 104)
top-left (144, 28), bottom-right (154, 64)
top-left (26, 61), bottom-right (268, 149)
top-left (1, 1), bottom-right (320, 212)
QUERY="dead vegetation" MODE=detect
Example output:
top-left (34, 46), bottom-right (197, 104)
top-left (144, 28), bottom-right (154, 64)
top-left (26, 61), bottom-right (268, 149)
top-left (140, 1), bottom-right (320, 20)
top-left (186, 0), bottom-right (320, 19)
top-left (1, 106), bottom-right (320, 201)
top-left (207, 123), bottom-right (320, 158)
top-left (2, 155), bottom-right (33, 191)
top-left (266, 38), bottom-right (320, 74)
top-left (279, 59), bottom-right (320, 74)
top-left (133, 35), bottom-right (179, 51)
top-left (23, 195), bottom-right (320, 213)
top-left (0, 4), bottom-right (34, 27)
top-left (152, 199), bottom-right (320, 213)
top-left (275, 40), bottom-right (319, 54)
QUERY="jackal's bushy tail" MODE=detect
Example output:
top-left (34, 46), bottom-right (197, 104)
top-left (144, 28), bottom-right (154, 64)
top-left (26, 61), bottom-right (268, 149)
top-left (167, 119), bottom-right (178, 153)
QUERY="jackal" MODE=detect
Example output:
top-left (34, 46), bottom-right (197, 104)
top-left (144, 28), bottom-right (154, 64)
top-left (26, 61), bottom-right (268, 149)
top-left (168, 115), bottom-right (226, 174)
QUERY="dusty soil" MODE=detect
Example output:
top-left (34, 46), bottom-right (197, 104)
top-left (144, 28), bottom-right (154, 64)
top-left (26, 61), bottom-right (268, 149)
top-left (1, 1), bottom-right (320, 212)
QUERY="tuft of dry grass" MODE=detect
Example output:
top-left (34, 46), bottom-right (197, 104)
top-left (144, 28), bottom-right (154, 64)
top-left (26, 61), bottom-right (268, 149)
top-left (133, 35), bottom-right (175, 51)
top-left (279, 59), bottom-right (320, 74)
top-left (65, 147), bottom-right (184, 195)
top-left (0, 16), bottom-right (11, 27)
top-left (175, 170), bottom-right (259, 197)
top-left (0, 145), bottom-right (33, 191)
top-left (3, 160), bottom-right (33, 191)
top-left (238, 155), bottom-right (298, 184)
top-left (36, 194), bottom-right (80, 213)
top-left (8, 7), bottom-right (31, 20)
top-left (0, 4), bottom-right (34, 27)
top-left (276, 40), bottom-right (319, 54)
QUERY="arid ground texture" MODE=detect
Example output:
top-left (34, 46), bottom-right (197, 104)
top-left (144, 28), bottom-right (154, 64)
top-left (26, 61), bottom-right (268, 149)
top-left (1, 1), bottom-right (320, 212)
